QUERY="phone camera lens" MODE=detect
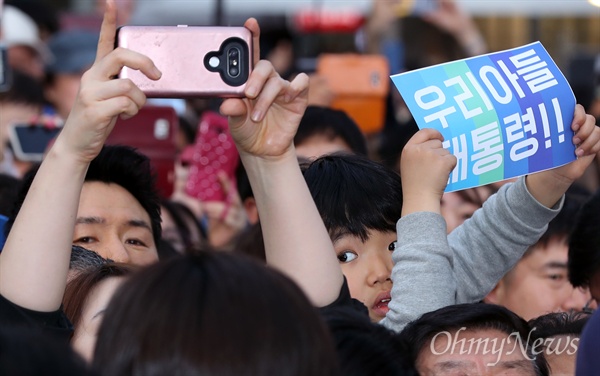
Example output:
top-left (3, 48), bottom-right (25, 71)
top-left (228, 48), bottom-right (239, 58)
top-left (229, 66), bottom-right (239, 77)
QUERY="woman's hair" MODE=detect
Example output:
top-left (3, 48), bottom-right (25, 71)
top-left (302, 153), bottom-right (403, 241)
top-left (93, 251), bottom-right (340, 376)
top-left (160, 198), bottom-right (207, 253)
top-left (62, 263), bottom-right (133, 334)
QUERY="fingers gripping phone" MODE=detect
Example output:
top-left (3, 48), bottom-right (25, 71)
top-left (116, 26), bottom-right (252, 98)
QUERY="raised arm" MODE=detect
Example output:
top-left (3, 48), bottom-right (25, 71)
top-left (0, 0), bottom-right (160, 311)
top-left (220, 19), bottom-right (343, 307)
top-left (380, 128), bottom-right (458, 331)
top-left (450, 104), bottom-right (600, 304)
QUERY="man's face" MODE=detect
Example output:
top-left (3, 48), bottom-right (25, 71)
top-left (333, 229), bottom-right (395, 322)
top-left (486, 239), bottom-right (591, 321)
top-left (8, 45), bottom-right (44, 80)
top-left (73, 182), bottom-right (158, 265)
top-left (417, 328), bottom-right (538, 376)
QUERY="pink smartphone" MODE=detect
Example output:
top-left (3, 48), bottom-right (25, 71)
top-left (116, 26), bottom-right (252, 98)
top-left (184, 111), bottom-right (239, 203)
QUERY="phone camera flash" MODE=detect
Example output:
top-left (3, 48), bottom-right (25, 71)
top-left (209, 56), bottom-right (220, 68)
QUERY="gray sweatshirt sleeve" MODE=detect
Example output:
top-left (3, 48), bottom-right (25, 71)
top-left (380, 176), bottom-right (562, 333)
top-left (449, 176), bottom-right (563, 304)
top-left (380, 211), bottom-right (455, 332)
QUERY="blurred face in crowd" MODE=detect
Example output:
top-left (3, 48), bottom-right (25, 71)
top-left (8, 46), bottom-right (45, 80)
top-left (334, 229), bottom-right (395, 322)
top-left (417, 328), bottom-right (537, 376)
top-left (543, 335), bottom-right (578, 376)
top-left (45, 73), bottom-right (84, 120)
top-left (73, 182), bottom-right (158, 265)
top-left (71, 276), bottom-right (125, 362)
top-left (440, 191), bottom-right (480, 234)
top-left (485, 238), bottom-right (592, 321)
top-left (295, 134), bottom-right (352, 160)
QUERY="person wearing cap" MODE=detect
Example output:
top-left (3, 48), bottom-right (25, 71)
top-left (0, 5), bottom-right (50, 80)
top-left (44, 30), bottom-right (99, 121)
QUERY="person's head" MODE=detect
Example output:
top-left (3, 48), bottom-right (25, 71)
top-left (44, 31), bottom-right (98, 120)
top-left (0, 70), bottom-right (45, 148)
top-left (401, 303), bottom-right (549, 376)
top-left (324, 308), bottom-right (417, 376)
top-left (160, 198), bottom-right (206, 254)
top-left (62, 263), bottom-right (133, 362)
top-left (5, 145), bottom-right (162, 265)
top-left (528, 311), bottom-right (590, 376)
top-left (302, 154), bottom-right (402, 322)
top-left (485, 192), bottom-right (592, 320)
top-left (568, 188), bottom-right (600, 302)
top-left (93, 251), bottom-right (339, 376)
top-left (0, 326), bottom-right (91, 376)
top-left (295, 106), bottom-right (368, 159)
top-left (0, 5), bottom-right (49, 80)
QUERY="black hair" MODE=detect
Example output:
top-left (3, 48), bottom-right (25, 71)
top-left (568, 188), bottom-right (600, 288)
top-left (528, 311), bottom-right (591, 342)
top-left (0, 70), bottom-right (46, 106)
top-left (295, 106), bottom-right (368, 157)
top-left (233, 222), bottom-right (266, 262)
top-left (0, 174), bottom-right (20, 217)
top-left (378, 118), bottom-right (420, 172)
top-left (325, 309), bottom-right (417, 376)
top-left (0, 326), bottom-right (92, 376)
top-left (81, 145), bottom-right (162, 245)
top-left (93, 250), bottom-right (339, 376)
top-left (4, 146), bottom-right (162, 246)
top-left (5, 0), bottom-right (60, 35)
top-left (160, 198), bottom-right (207, 253)
top-left (302, 153), bottom-right (402, 241)
top-left (400, 303), bottom-right (549, 376)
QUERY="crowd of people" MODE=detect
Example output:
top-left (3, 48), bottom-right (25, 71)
top-left (1, 0), bottom-right (600, 375)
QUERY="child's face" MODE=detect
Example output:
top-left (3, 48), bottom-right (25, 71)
top-left (333, 229), bottom-right (396, 322)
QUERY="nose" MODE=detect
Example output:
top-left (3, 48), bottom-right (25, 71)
top-left (368, 252), bottom-right (393, 286)
top-left (561, 286), bottom-right (592, 312)
top-left (104, 239), bottom-right (131, 264)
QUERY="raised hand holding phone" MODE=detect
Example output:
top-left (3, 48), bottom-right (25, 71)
top-left (57, 0), bottom-right (161, 164)
top-left (220, 18), bottom-right (343, 307)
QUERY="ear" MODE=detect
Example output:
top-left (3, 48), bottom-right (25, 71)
top-left (243, 197), bottom-right (259, 225)
top-left (483, 281), bottom-right (505, 305)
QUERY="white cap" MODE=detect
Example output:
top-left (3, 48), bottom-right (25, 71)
top-left (1, 5), bottom-right (52, 62)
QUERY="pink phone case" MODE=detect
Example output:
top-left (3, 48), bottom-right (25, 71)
top-left (117, 26), bottom-right (252, 98)
top-left (185, 111), bottom-right (239, 202)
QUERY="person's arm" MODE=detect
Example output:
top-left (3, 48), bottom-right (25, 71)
top-left (450, 105), bottom-right (599, 304)
top-left (380, 128), bottom-right (458, 331)
top-left (0, 0), bottom-right (160, 312)
top-left (220, 19), bottom-right (344, 307)
top-left (421, 0), bottom-right (487, 57)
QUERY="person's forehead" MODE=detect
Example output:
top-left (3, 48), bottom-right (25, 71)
top-left (420, 328), bottom-right (534, 370)
top-left (78, 182), bottom-right (150, 222)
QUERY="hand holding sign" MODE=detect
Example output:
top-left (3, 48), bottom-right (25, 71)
top-left (526, 105), bottom-right (599, 208)
top-left (392, 41), bottom-right (585, 193)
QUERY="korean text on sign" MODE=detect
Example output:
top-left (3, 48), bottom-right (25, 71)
top-left (391, 41), bottom-right (576, 192)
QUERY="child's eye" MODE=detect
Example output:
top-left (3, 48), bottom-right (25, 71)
top-left (337, 251), bottom-right (358, 263)
top-left (388, 241), bottom-right (398, 252)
